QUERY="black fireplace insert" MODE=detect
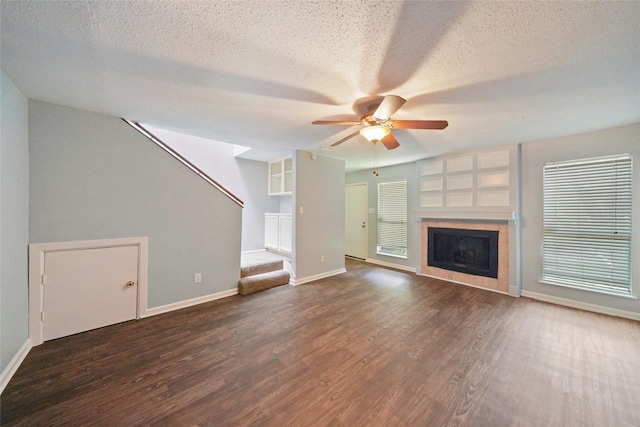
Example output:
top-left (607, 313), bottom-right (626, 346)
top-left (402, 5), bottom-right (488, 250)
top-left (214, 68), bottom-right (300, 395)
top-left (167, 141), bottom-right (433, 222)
top-left (427, 227), bottom-right (499, 278)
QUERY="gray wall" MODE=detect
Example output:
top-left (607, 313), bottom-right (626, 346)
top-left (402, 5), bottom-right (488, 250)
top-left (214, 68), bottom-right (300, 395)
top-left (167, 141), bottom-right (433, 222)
top-left (1, 71), bottom-right (30, 373)
top-left (29, 101), bottom-right (242, 308)
top-left (521, 123), bottom-right (640, 314)
top-left (142, 126), bottom-right (280, 252)
top-left (346, 162), bottom-right (419, 270)
top-left (294, 151), bottom-right (345, 279)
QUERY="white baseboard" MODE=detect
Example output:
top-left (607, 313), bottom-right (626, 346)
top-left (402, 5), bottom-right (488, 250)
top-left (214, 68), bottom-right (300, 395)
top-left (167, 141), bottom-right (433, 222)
top-left (521, 290), bottom-right (640, 321)
top-left (291, 268), bottom-right (346, 286)
top-left (142, 288), bottom-right (238, 318)
top-left (365, 258), bottom-right (416, 273)
top-left (241, 249), bottom-right (267, 254)
top-left (1, 339), bottom-right (32, 395)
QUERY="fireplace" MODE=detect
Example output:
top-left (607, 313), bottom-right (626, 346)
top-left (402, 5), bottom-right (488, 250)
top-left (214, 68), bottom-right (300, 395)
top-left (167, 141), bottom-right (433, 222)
top-left (428, 227), bottom-right (499, 278)
top-left (421, 220), bottom-right (510, 294)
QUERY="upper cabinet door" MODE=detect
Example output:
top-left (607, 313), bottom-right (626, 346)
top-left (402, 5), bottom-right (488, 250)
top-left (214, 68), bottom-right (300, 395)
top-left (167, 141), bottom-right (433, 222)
top-left (269, 157), bottom-right (292, 195)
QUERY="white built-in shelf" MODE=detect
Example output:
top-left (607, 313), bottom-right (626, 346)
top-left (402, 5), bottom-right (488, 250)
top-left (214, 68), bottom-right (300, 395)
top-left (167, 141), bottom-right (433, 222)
top-left (417, 148), bottom-right (516, 215)
top-left (412, 210), bottom-right (516, 223)
top-left (269, 157), bottom-right (292, 195)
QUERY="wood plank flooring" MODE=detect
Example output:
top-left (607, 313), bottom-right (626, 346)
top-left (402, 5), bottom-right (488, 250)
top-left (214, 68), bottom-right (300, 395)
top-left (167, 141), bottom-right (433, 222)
top-left (2, 259), bottom-right (639, 426)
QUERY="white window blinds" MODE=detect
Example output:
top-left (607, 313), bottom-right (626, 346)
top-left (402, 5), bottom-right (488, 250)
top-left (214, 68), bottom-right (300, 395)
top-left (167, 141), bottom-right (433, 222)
top-left (377, 180), bottom-right (408, 258)
top-left (543, 154), bottom-right (633, 295)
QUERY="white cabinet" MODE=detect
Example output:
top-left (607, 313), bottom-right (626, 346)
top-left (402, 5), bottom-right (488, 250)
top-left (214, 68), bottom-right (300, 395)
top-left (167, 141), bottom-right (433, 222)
top-left (264, 215), bottom-right (279, 249)
top-left (269, 157), bottom-right (293, 195)
top-left (265, 213), bottom-right (292, 254)
top-left (278, 215), bottom-right (292, 253)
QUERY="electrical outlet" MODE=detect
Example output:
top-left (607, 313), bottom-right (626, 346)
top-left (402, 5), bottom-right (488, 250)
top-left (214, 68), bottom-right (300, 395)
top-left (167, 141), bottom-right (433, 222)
top-left (194, 273), bottom-right (202, 283)
top-left (320, 255), bottom-right (325, 263)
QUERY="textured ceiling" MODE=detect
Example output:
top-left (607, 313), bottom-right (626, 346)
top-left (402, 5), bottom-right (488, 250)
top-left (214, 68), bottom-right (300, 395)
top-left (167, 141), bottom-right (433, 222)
top-left (2, 1), bottom-right (639, 171)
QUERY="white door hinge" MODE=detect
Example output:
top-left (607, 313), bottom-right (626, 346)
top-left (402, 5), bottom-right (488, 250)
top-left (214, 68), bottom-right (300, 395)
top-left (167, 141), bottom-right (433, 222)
top-left (41, 311), bottom-right (45, 322)
top-left (41, 274), bottom-right (46, 285)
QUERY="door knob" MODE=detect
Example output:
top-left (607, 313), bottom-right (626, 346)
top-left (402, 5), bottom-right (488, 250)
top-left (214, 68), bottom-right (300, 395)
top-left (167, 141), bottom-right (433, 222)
top-left (126, 281), bottom-right (136, 287)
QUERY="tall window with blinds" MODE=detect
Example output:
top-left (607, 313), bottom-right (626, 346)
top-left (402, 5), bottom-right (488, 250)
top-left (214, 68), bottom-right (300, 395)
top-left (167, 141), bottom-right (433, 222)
top-left (377, 180), bottom-right (408, 258)
top-left (542, 154), bottom-right (633, 296)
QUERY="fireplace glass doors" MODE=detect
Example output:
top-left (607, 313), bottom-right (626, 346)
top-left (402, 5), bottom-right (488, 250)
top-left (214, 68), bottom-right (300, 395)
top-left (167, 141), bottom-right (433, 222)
top-left (427, 227), bottom-right (499, 278)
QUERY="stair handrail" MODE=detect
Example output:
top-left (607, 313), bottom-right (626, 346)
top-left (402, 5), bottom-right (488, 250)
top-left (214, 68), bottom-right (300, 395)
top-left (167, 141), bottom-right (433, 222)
top-left (122, 119), bottom-right (244, 208)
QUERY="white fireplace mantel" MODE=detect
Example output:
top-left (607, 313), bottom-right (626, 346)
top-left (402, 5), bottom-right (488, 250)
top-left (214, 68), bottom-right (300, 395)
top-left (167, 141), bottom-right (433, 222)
top-left (412, 210), bottom-right (517, 224)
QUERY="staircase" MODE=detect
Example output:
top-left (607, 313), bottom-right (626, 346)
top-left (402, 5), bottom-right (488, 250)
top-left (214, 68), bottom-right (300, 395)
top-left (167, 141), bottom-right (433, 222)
top-left (238, 251), bottom-right (291, 295)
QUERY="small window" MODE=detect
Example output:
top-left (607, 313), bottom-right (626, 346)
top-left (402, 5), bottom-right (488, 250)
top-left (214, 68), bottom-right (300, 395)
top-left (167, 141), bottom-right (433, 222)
top-left (377, 180), bottom-right (408, 258)
top-left (542, 154), bottom-right (633, 296)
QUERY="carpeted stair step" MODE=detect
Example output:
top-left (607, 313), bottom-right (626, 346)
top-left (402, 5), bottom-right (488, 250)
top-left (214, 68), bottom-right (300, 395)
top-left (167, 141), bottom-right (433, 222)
top-left (240, 259), bottom-right (283, 278)
top-left (238, 269), bottom-right (290, 295)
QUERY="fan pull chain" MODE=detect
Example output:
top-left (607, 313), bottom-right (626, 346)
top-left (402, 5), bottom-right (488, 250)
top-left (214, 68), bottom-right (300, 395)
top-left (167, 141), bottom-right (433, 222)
top-left (373, 141), bottom-right (379, 176)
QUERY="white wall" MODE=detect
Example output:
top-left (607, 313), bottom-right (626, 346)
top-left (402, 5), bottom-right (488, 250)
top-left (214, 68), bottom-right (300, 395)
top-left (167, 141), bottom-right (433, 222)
top-left (294, 151), bottom-right (345, 280)
top-left (0, 71), bottom-right (30, 375)
top-left (140, 126), bottom-right (280, 252)
top-left (29, 101), bottom-right (243, 308)
top-left (279, 194), bottom-right (292, 214)
top-left (521, 123), bottom-right (640, 315)
top-left (346, 162), bottom-right (419, 271)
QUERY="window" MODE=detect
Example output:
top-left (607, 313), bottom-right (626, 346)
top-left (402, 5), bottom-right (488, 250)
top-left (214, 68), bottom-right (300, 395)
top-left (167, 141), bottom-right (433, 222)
top-left (543, 154), bottom-right (632, 296)
top-left (377, 180), bottom-right (408, 258)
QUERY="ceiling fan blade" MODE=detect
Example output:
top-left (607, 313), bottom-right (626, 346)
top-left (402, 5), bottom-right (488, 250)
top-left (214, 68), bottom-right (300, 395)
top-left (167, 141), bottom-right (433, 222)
top-left (373, 95), bottom-right (406, 121)
top-left (380, 133), bottom-right (400, 150)
top-left (312, 120), bottom-right (362, 126)
top-left (390, 120), bottom-right (448, 130)
top-left (330, 130), bottom-right (362, 147)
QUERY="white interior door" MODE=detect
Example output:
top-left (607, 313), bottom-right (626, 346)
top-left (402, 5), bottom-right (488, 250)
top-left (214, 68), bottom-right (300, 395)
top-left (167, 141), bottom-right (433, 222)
top-left (345, 183), bottom-right (368, 259)
top-left (42, 245), bottom-right (139, 341)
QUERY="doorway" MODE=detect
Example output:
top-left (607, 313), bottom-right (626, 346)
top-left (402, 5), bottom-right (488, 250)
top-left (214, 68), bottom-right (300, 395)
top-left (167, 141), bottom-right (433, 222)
top-left (345, 183), bottom-right (368, 259)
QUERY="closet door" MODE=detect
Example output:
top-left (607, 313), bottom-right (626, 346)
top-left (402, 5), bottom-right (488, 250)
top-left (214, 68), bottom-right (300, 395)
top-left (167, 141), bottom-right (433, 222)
top-left (42, 245), bottom-right (138, 341)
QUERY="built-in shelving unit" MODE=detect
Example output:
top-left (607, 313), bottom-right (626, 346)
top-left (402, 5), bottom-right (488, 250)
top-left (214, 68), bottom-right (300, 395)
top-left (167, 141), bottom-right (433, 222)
top-left (416, 148), bottom-right (516, 216)
top-left (269, 157), bottom-right (293, 195)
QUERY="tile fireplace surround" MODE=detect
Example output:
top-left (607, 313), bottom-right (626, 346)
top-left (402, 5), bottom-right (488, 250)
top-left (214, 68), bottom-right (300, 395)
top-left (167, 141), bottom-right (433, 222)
top-left (421, 220), bottom-right (510, 294)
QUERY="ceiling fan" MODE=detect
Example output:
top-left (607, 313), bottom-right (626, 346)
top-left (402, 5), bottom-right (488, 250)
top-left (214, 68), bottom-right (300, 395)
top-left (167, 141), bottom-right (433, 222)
top-left (312, 95), bottom-right (448, 150)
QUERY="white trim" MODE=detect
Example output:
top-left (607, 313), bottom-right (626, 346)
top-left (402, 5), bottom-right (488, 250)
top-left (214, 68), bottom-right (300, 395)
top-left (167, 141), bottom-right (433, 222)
top-left (538, 279), bottom-right (637, 300)
top-left (28, 237), bottom-right (149, 346)
top-left (345, 182), bottom-right (369, 260)
top-left (0, 339), bottom-right (32, 395)
top-left (291, 268), bottom-right (346, 286)
top-left (365, 258), bottom-right (416, 273)
top-left (374, 251), bottom-right (408, 260)
top-left (420, 273), bottom-right (509, 296)
top-left (265, 247), bottom-right (292, 257)
top-left (412, 210), bottom-right (516, 223)
top-left (241, 249), bottom-right (269, 255)
top-left (521, 290), bottom-right (640, 321)
top-left (142, 288), bottom-right (238, 318)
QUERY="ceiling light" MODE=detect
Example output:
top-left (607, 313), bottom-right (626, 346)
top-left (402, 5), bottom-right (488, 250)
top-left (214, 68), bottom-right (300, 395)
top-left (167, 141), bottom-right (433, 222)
top-left (359, 125), bottom-right (390, 142)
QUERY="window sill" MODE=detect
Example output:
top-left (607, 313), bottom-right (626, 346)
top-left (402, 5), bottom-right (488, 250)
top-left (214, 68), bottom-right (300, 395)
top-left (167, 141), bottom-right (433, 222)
top-left (539, 279), bottom-right (638, 300)
top-left (376, 252), bottom-right (408, 260)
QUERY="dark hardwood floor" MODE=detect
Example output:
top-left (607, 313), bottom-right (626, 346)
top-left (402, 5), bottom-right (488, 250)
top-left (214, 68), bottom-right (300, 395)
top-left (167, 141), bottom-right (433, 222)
top-left (2, 259), bottom-right (639, 426)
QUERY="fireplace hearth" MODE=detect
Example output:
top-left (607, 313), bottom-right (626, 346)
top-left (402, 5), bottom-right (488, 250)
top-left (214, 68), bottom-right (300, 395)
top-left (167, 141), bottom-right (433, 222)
top-left (427, 227), bottom-right (499, 278)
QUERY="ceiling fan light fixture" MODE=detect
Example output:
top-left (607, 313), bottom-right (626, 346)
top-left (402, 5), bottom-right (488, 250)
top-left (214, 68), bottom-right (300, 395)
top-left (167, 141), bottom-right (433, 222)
top-left (359, 125), bottom-right (390, 142)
